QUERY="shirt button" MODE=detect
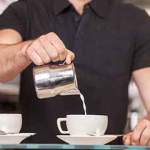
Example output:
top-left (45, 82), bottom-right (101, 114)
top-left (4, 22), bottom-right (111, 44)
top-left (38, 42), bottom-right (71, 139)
top-left (75, 15), bottom-right (81, 22)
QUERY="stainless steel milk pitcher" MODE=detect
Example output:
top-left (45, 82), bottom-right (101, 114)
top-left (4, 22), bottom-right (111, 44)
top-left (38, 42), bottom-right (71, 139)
top-left (33, 63), bottom-right (80, 99)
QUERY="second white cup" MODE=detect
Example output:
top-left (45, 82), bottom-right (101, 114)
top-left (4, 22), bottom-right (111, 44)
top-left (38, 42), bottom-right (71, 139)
top-left (0, 114), bottom-right (22, 134)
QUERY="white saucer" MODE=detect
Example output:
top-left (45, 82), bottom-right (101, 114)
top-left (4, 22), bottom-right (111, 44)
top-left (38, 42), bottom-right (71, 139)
top-left (0, 133), bottom-right (36, 144)
top-left (57, 135), bottom-right (120, 145)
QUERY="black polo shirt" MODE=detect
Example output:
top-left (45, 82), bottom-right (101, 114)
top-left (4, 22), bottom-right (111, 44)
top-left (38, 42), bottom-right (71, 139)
top-left (0, 0), bottom-right (150, 144)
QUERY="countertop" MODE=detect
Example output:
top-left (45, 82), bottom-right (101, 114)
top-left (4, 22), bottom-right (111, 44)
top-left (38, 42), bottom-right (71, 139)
top-left (0, 144), bottom-right (149, 149)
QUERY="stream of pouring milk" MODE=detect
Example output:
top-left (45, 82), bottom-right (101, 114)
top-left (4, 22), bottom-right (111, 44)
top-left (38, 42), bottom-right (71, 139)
top-left (60, 88), bottom-right (87, 115)
top-left (79, 93), bottom-right (87, 115)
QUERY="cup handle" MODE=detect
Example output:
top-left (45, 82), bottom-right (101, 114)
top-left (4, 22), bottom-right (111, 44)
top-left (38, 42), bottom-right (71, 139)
top-left (57, 118), bottom-right (69, 134)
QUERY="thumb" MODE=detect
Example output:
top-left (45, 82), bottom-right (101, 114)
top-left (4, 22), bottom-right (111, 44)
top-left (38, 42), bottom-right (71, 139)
top-left (123, 132), bottom-right (133, 145)
top-left (65, 49), bottom-right (75, 64)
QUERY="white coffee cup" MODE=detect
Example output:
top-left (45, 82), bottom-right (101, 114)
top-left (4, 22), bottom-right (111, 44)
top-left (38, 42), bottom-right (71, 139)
top-left (0, 114), bottom-right (22, 134)
top-left (57, 115), bottom-right (108, 136)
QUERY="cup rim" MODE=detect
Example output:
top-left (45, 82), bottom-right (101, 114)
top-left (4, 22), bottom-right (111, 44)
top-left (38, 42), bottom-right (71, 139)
top-left (66, 114), bottom-right (108, 117)
top-left (0, 113), bottom-right (22, 116)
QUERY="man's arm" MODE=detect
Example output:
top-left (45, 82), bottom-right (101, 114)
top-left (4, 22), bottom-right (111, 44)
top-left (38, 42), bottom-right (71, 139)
top-left (123, 67), bottom-right (150, 146)
top-left (0, 29), bottom-right (31, 82)
top-left (0, 29), bottom-right (75, 82)
top-left (133, 68), bottom-right (150, 112)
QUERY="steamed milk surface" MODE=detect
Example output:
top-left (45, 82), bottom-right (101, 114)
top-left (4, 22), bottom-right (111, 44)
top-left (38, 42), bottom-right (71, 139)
top-left (80, 93), bottom-right (87, 115)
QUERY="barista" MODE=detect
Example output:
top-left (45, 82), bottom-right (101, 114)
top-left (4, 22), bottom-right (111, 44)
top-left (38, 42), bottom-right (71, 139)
top-left (0, 0), bottom-right (150, 145)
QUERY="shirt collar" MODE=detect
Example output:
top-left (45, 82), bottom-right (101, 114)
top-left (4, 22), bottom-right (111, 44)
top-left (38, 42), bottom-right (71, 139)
top-left (90, 0), bottom-right (110, 18)
top-left (53, 0), bottom-right (110, 18)
top-left (53, 0), bottom-right (70, 15)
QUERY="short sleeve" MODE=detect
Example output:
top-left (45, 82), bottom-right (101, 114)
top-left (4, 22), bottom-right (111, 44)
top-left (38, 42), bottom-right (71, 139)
top-left (0, 0), bottom-right (28, 40)
top-left (132, 10), bottom-right (150, 71)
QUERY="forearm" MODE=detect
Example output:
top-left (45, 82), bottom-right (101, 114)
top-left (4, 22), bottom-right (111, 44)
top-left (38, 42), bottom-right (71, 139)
top-left (139, 89), bottom-right (150, 114)
top-left (133, 68), bottom-right (150, 114)
top-left (0, 41), bottom-right (32, 82)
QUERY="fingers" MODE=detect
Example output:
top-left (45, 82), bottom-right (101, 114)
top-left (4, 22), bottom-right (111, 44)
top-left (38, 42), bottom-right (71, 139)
top-left (32, 39), bottom-right (51, 63)
top-left (46, 32), bottom-right (66, 51)
top-left (132, 119), bottom-right (149, 145)
top-left (125, 119), bottom-right (150, 146)
top-left (39, 36), bottom-right (59, 62)
top-left (123, 132), bottom-right (132, 145)
top-left (46, 32), bottom-right (67, 61)
top-left (147, 137), bottom-right (150, 146)
top-left (27, 49), bottom-right (43, 65)
top-left (131, 120), bottom-right (147, 145)
top-left (25, 32), bottom-right (75, 65)
top-left (140, 126), bottom-right (150, 146)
